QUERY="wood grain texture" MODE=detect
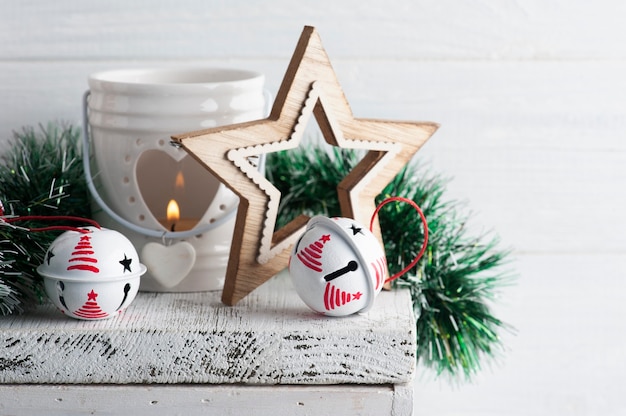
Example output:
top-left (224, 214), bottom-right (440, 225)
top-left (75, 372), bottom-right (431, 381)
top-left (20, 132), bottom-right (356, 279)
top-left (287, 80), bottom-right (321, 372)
top-left (0, 271), bottom-right (415, 385)
top-left (0, 382), bottom-right (413, 416)
top-left (174, 26), bottom-right (436, 305)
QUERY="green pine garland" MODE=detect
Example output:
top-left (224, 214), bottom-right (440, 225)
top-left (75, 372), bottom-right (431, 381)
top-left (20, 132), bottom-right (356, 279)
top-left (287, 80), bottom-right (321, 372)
top-left (0, 122), bottom-right (511, 379)
top-left (0, 123), bottom-right (89, 315)
top-left (266, 146), bottom-right (512, 377)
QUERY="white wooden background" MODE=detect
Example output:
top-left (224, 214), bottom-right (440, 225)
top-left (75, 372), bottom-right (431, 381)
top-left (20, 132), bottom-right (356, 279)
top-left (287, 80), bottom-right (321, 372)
top-left (1, 1), bottom-right (625, 414)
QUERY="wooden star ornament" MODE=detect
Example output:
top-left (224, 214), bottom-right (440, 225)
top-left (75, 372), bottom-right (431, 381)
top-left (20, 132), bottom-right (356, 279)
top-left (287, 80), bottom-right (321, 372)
top-left (172, 26), bottom-right (438, 305)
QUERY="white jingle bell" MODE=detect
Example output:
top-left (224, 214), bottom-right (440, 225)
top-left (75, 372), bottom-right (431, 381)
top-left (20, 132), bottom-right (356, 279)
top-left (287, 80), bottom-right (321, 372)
top-left (289, 216), bottom-right (387, 316)
top-left (37, 226), bottom-right (147, 320)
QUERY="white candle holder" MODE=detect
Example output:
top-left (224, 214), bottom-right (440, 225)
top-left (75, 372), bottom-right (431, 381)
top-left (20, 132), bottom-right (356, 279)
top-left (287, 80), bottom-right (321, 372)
top-left (83, 68), bottom-right (269, 292)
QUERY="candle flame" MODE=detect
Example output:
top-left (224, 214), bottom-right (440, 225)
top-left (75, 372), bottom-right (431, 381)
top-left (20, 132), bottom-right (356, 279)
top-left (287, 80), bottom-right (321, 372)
top-left (166, 199), bottom-right (180, 222)
top-left (175, 171), bottom-right (185, 189)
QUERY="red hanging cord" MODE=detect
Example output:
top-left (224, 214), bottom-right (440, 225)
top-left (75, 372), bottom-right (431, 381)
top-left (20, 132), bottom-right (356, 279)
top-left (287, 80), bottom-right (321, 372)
top-left (2, 215), bottom-right (101, 234)
top-left (370, 196), bottom-right (429, 284)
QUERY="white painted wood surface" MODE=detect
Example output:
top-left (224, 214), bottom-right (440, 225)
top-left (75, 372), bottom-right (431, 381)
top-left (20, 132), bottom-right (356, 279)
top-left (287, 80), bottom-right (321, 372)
top-left (1, 1), bottom-right (625, 414)
top-left (0, 271), bottom-right (415, 385)
top-left (0, 383), bottom-right (413, 416)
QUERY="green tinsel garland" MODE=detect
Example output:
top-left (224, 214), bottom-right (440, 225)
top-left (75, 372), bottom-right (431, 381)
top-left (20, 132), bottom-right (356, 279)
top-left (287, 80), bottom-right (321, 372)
top-left (0, 123), bottom-right (89, 315)
top-left (266, 146), bottom-right (512, 377)
top-left (0, 122), bottom-right (511, 379)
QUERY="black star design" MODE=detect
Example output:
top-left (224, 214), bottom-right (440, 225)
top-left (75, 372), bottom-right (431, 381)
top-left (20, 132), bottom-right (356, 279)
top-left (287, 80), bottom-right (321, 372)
top-left (119, 254), bottom-right (132, 273)
top-left (46, 249), bottom-right (55, 265)
top-left (349, 224), bottom-right (363, 236)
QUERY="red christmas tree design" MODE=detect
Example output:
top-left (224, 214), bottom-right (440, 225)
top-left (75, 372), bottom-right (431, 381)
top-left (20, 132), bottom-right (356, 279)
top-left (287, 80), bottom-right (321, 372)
top-left (67, 235), bottom-right (99, 274)
top-left (371, 255), bottom-right (388, 291)
top-left (323, 282), bottom-right (362, 311)
top-left (296, 234), bottom-right (331, 272)
top-left (73, 290), bottom-right (109, 319)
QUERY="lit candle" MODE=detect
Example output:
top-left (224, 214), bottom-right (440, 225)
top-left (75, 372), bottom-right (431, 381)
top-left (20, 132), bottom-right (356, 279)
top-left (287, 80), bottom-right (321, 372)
top-left (157, 171), bottom-right (199, 232)
top-left (159, 199), bottom-right (197, 232)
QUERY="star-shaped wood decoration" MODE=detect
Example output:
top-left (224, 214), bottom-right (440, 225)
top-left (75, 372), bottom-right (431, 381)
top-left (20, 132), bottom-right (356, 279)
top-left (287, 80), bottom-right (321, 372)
top-left (172, 26), bottom-right (438, 306)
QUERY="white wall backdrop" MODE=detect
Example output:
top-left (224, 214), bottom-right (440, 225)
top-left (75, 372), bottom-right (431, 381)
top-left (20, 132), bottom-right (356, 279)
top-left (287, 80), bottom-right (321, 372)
top-left (2, 1), bottom-right (625, 414)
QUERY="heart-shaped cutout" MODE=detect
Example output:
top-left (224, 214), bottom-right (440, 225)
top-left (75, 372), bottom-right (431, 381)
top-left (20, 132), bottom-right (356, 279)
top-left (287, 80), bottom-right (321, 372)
top-left (136, 149), bottom-right (222, 228)
top-left (141, 241), bottom-right (196, 288)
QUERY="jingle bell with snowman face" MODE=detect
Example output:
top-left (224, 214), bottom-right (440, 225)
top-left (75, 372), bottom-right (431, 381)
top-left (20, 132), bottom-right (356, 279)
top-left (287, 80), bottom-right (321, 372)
top-left (289, 216), bottom-right (388, 317)
top-left (37, 227), bottom-right (146, 320)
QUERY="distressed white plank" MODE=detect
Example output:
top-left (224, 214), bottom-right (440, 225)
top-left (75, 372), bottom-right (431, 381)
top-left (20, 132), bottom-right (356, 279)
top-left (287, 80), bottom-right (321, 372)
top-left (0, 382), bottom-right (414, 416)
top-left (2, 0), bottom-right (626, 60)
top-left (0, 271), bottom-right (416, 385)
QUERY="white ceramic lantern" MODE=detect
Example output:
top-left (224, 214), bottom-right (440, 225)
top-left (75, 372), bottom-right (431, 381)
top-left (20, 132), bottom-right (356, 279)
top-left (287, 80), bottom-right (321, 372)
top-left (84, 68), bottom-right (267, 292)
top-left (38, 227), bottom-right (147, 320)
top-left (289, 216), bottom-right (387, 316)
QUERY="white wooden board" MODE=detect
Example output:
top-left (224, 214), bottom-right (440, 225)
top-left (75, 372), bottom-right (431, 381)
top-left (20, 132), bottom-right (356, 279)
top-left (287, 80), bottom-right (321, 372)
top-left (2, 1), bottom-right (626, 415)
top-left (0, 382), bottom-right (414, 416)
top-left (1, 59), bottom-right (624, 256)
top-left (2, 0), bottom-right (626, 60)
top-left (0, 271), bottom-right (416, 385)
